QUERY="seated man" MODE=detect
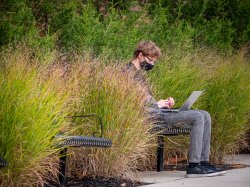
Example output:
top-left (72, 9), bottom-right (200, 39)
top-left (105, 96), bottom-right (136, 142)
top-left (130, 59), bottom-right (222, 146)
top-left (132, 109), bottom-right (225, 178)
top-left (125, 40), bottom-right (225, 178)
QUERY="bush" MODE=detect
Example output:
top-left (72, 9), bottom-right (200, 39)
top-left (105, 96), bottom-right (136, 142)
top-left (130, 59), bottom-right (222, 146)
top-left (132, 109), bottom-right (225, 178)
top-left (2, 0), bottom-right (249, 58)
top-left (0, 1), bottom-right (36, 46)
top-left (149, 0), bottom-right (250, 47)
top-left (195, 18), bottom-right (235, 51)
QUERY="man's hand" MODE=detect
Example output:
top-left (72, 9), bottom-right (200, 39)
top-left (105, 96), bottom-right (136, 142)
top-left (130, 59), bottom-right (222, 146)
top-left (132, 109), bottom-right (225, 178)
top-left (167, 97), bottom-right (175, 108)
top-left (157, 97), bottom-right (175, 109)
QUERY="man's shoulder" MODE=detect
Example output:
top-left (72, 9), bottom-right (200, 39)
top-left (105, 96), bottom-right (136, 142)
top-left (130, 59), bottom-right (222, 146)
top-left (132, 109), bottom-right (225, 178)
top-left (125, 62), bottom-right (134, 70)
top-left (122, 62), bottom-right (136, 73)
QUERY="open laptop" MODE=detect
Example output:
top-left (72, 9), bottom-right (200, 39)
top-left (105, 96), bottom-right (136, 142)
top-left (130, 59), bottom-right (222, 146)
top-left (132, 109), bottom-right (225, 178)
top-left (161, 91), bottom-right (203, 113)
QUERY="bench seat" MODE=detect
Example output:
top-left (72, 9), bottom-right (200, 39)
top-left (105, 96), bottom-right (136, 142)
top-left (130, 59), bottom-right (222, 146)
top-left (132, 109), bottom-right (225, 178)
top-left (56, 135), bottom-right (112, 148)
top-left (56, 114), bottom-right (112, 187)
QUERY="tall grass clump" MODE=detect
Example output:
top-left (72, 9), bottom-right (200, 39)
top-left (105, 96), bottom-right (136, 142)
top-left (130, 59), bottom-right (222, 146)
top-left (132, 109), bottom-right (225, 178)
top-left (147, 48), bottom-right (250, 163)
top-left (0, 48), bottom-right (75, 186)
top-left (64, 59), bottom-right (156, 178)
top-left (200, 50), bottom-right (250, 162)
top-left (0, 47), bottom-right (156, 183)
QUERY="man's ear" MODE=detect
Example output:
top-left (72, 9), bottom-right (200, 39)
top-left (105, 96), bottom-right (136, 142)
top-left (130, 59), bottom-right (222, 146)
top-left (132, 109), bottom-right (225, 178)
top-left (138, 52), bottom-right (144, 61)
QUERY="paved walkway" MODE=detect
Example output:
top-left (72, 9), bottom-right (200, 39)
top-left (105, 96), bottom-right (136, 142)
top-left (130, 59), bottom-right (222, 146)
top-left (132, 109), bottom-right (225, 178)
top-left (136, 154), bottom-right (250, 187)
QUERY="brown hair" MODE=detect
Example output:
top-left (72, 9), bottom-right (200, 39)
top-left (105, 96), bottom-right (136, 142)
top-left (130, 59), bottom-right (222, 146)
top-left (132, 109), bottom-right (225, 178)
top-left (133, 41), bottom-right (162, 59)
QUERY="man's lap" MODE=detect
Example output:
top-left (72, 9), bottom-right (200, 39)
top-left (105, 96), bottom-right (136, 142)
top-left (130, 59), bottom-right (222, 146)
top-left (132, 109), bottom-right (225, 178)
top-left (156, 109), bottom-right (208, 126)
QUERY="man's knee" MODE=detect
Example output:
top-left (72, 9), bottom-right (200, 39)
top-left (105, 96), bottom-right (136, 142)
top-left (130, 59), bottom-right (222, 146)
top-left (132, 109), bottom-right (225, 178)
top-left (196, 110), bottom-right (211, 122)
top-left (191, 111), bottom-right (205, 123)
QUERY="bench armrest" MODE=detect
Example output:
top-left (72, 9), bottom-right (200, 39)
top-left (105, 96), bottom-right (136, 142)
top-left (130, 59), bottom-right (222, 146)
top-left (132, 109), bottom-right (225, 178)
top-left (65, 114), bottom-right (104, 137)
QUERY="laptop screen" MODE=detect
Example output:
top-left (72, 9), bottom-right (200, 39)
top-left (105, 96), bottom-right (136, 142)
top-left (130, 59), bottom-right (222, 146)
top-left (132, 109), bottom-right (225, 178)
top-left (179, 91), bottom-right (203, 111)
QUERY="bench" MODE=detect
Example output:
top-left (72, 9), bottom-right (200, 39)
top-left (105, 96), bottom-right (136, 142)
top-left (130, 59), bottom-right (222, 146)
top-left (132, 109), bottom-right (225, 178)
top-left (152, 123), bottom-right (191, 172)
top-left (55, 114), bottom-right (112, 187)
top-left (0, 156), bottom-right (7, 168)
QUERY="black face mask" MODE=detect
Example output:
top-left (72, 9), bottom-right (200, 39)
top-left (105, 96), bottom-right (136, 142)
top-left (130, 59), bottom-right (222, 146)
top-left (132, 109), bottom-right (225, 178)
top-left (140, 61), bottom-right (154, 71)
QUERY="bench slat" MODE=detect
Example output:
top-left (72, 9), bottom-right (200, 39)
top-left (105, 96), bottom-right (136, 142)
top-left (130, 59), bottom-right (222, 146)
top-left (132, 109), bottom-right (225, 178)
top-left (151, 125), bottom-right (191, 135)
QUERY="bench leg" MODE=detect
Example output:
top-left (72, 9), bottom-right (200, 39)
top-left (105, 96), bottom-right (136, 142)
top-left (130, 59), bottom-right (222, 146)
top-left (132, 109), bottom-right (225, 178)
top-left (59, 147), bottom-right (67, 187)
top-left (157, 136), bottom-right (164, 172)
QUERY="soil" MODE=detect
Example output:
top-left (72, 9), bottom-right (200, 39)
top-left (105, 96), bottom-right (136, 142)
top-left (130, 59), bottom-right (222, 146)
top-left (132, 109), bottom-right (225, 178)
top-left (46, 176), bottom-right (151, 187)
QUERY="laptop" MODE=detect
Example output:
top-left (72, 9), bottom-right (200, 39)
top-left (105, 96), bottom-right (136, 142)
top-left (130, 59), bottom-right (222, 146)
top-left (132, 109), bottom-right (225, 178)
top-left (161, 91), bottom-right (203, 113)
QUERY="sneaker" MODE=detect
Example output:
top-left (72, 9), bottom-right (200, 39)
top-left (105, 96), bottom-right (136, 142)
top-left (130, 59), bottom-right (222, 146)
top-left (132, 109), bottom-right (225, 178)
top-left (201, 163), bottom-right (226, 175)
top-left (186, 164), bottom-right (221, 178)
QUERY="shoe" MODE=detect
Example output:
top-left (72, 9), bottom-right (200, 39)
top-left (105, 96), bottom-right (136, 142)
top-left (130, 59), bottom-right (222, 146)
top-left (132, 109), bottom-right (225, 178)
top-left (186, 164), bottom-right (221, 178)
top-left (201, 163), bottom-right (226, 175)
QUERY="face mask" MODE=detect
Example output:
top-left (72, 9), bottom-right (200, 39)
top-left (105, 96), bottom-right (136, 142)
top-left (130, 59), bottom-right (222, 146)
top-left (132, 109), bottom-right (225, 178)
top-left (140, 61), bottom-right (154, 71)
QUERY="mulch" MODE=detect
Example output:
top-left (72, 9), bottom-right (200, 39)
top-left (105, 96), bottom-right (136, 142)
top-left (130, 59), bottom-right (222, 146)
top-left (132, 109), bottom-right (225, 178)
top-left (66, 176), bottom-right (151, 187)
top-left (45, 176), bottom-right (151, 187)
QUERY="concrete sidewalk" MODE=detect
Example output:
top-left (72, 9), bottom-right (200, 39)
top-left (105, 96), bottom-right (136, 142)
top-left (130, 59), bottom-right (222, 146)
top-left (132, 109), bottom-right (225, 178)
top-left (136, 154), bottom-right (250, 187)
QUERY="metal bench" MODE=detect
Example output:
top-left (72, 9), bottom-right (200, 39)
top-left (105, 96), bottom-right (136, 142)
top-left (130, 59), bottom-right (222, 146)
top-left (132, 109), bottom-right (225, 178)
top-left (56, 114), bottom-right (112, 187)
top-left (151, 124), bottom-right (191, 172)
top-left (0, 156), bottom-right (7, 168)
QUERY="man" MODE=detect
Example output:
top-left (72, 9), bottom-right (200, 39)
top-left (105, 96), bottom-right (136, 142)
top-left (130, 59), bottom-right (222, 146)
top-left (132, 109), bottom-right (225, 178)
top-left (125, 41), bottom-right (225, 178)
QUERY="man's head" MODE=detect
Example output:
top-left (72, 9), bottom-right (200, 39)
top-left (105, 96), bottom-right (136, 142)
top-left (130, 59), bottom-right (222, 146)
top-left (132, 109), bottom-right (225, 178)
top-left (133, 41), bottom-right (161, 70)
